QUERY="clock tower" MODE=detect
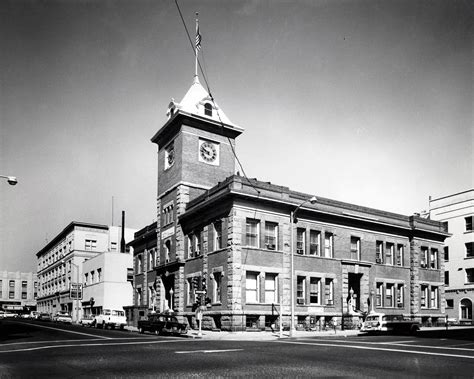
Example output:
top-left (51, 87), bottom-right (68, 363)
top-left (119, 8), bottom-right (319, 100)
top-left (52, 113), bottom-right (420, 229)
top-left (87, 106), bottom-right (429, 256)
top-left (150, 76), bottom-right (243, 313)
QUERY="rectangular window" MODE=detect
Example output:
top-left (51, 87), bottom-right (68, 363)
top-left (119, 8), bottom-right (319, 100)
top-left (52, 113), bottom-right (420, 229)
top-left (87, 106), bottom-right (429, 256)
top-left (296, 228), bottom-right (305, 255)
top-left (446, 299), bottom-right (454, 308)
top-left (214, 221), bottom-right (223, 250)
top-left (396, 284), bottom-right (404, 307)
top-left (444, 246), bottom-right (449, 261)
top-left (264, 274), bottom-right (278, 304)
top-left (385, 283), bottom-right (394, 307)
top-left (187, 235), bottom-right (193, 258)
top-left (466, 216), bottom-right (473, 232)
top-left (466, 242), bottom-right (474, 258)
top-left (385, 243), bottom-right (394, 265)
top-left (376, 241), bottom-right (383, 263)
top-left (324, 233), bottom-right (333, 258)
top-left (213, 272), bottom-right (222, 303)
top-left (421, 285), bottom-right (428, 308)
top-left (420, 247), bottom-right (428, 268)
top-left (192, 230), bottom-right (202, 256)
top-left (376, 282), bottom-right (383, 307)
top-left (430, 287), bottom-right (438, 309)
top-left (309, 277), bottom-right (321, 304)
top-left (466, 268), bottom-right (474, 284)
top-left (137, 255), bottom-right (142, 274)
top-left (264, 222), bottom-right (278, 250)
top-left (350, 236), bottom-right (361, 261)
top-left (148, 251), bottom-right (154, 270)
top-left (296, 276), bottom-right (306, 304)
top-left (85, 239), bottom-right (97, 251)
top-left (246, 272), bottom-right (259, 303)
top-left (245, 219), bottom-right (260, 248)
top-left (396, 244), bottom-right (404, 266)
top-left (187, 278), bottom-right (194, 305)
top-left (309, 230), bottom-right (321, 256)
top-left (430, 249), bottom-right (438, 269)
top-left (445, 271), bottom-right (450, 285)
top-left (325, 278), bottom-right (334, 305)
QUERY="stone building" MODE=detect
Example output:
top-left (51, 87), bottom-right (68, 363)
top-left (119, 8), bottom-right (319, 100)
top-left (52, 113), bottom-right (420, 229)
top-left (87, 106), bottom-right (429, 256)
top-left (430, 189), bottom-right (474, 324)
top-left (130, 75), bottom-right (449, 331)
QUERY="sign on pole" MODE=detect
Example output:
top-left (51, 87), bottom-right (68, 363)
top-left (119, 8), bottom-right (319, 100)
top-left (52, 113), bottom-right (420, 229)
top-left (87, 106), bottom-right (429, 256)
top-left (69, 283), bottom-right (83, 300)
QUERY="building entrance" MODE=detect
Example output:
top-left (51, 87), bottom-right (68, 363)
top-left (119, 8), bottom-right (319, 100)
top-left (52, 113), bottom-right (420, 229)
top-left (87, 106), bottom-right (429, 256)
top-left (348, 273), bottom-right (363, 312)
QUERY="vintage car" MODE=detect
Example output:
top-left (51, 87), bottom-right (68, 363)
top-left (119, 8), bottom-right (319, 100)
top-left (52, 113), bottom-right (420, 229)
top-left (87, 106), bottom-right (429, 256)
top-left (94, 309), bottom-right (127, 330)
top-left (137, 313), bottom-right (187, 336)
top-left (361, 313), bottom-right (420, 335)
top-left (53, 311), bottom-right (72, 324)
top-left (79, 315), bottom-right (95, 327)
top-left (37, 312), bottom-right (52, 321)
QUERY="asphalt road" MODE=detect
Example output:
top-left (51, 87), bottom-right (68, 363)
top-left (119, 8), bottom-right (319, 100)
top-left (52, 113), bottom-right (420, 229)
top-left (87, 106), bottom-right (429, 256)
top-left (1, 319), bottom-right (473, 378)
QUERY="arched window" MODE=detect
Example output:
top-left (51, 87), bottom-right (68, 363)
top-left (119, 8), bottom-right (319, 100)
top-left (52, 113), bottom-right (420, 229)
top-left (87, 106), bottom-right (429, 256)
top-left (460, 298), bottom-right (472, 320)
top-left (204, 103), bottom-right (213, 116)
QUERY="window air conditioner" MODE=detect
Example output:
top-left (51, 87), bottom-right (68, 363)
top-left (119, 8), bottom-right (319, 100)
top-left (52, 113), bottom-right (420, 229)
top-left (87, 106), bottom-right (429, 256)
top-left (375, 258), bottom-right (382, 263)
top-left (297, 298), bottom-right (305, 305)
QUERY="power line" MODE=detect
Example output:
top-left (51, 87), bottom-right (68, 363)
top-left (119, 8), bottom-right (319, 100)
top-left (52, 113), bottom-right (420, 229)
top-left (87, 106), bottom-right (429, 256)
top-left (173, 0), bottom-right (260, 196)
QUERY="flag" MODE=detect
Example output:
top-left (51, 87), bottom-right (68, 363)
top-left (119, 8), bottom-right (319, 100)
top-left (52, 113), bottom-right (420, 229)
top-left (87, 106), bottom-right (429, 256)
top-left (195, 25), bottom-right (202, 51)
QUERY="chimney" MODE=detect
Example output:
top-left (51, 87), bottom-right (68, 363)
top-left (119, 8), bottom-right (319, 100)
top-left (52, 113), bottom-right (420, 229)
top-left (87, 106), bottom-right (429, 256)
top-left (120, 210), bottom-right (126, 253)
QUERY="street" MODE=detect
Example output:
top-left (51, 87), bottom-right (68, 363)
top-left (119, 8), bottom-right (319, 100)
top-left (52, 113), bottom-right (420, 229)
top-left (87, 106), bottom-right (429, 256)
top-left (1, 319), bottom-right (473, 378)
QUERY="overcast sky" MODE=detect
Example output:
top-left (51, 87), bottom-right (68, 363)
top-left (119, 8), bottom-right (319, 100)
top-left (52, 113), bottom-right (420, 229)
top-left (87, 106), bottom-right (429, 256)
top-left (1, 0), bottom-right (472, 272)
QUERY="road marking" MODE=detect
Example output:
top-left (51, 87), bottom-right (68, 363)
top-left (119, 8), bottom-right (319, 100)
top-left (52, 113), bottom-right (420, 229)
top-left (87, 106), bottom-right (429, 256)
top-left (382, 340), bottom-right (416, 344)
top-left (175, 349), bottom-right (243, 354)
top-left (278, 340), bottom-right (474, 359)
top-left (0, 339), bottom-right (184, 353)
top-left (303, 338), bottom-right (474, 351)
top-left (17, 322), bottom-right (112, 339)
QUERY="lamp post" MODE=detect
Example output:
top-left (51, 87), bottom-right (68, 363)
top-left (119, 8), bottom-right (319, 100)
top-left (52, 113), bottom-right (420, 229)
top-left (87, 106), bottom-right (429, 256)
top-left (0, 175), bottom-right (18, 185)
top-left (289, 196), bottom-right (317, 337)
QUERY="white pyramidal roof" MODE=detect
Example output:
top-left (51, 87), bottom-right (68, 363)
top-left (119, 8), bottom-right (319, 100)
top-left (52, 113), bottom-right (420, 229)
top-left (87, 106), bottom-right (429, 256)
top-left (166, 76), bottom-right (235, 126)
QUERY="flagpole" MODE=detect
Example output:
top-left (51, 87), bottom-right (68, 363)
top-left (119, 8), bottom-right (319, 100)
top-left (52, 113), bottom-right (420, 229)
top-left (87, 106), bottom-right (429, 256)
top-left (195, 12), bottom-right (199, 80)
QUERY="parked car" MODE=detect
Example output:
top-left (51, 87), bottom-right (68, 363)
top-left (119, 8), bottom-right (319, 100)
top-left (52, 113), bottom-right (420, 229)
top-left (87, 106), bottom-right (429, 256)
top-left (94, 309), bottom-right (127, 330)
top-left (37, 313), bottom-right (52, 321)
top-left (1, 311), bottom-right (19, 319)
top-left (137, 313), bottom-right (187, 336)
top-left (30, 311), bottom-right (39, 319)
top-left (53, 311), bottom-right (72, 324)
top-left (360, 313), bottom-right (420, 335)
top-left (79, 315), bottom-right (95, 327)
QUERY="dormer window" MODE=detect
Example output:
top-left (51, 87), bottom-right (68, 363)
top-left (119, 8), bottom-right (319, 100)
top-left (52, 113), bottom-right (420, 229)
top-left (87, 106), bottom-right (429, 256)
top-left (204, 103), bottom-right (213, 117)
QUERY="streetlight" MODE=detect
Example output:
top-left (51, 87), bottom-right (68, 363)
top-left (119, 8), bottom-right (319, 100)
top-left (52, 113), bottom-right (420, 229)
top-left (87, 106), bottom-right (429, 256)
top-left (290, 196), bottom-right (317, 337)
top-left (0, 175), bottom-right (18, 185)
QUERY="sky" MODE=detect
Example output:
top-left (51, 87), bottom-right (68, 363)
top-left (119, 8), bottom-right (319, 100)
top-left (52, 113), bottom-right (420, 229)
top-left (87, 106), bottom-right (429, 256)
top-left (1, 0), bottom-right (472, 273)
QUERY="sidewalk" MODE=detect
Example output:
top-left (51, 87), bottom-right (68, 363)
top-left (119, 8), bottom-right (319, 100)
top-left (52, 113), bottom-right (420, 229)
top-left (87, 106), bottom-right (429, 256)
top-left (187, 328), bottom-right (362, 340)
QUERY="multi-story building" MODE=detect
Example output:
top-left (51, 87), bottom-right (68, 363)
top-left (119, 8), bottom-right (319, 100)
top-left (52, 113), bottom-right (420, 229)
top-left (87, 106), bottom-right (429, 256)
top-left (0, 271), bottom-right (37, 314)
top-left (36, 221), bottom-right (136, 322)
top-left (430, 189), bottom-right (474, 324)
top-left (130, 75), bottom-right (449, 331)
top-left (81, 250), bottom-right (133, 317)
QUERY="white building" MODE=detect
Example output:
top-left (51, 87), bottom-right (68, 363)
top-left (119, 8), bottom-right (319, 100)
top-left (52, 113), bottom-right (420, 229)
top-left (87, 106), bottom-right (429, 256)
top-left (82, 251), bottom-right (133, 316)
top-left (36, 221), bottom-right (136, 322)
top-left (430, 189), bottom-right (474, 324)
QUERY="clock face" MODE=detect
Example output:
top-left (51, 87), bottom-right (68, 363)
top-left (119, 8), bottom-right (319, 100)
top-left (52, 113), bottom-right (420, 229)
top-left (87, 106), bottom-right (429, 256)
top-left (199, 141), bottom-right (217, 163)
top-left (167, 147), bottom-right (175, 166)
top-left (165, 143), bottom-right (175, 169)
